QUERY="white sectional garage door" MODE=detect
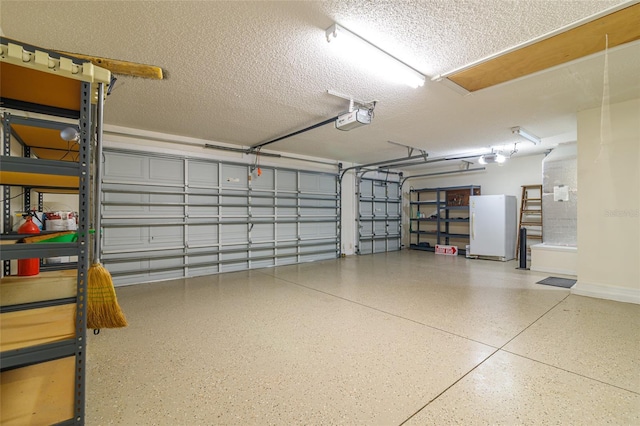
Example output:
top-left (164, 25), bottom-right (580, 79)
top-left (101, 149), bottom-right (339, 286)
top-left (356, 176), bottom-right (402, 254)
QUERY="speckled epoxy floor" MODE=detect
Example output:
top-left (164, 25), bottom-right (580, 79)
top-left (86, 251), bottom-right (640, 425)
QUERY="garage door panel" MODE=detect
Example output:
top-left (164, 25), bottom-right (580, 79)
top-left (300, 251), bottom-right (334, 262)
top-left (221, 164), bottom-right (248, 188)
top-left (103, 150), bottom-right (338, 285)
top-left (277, 256), bottom-right (298, 265)
top-left (388, 203), bottom-right (400, 216)
top-left (103, 192), bottom-right (146, 214)
top-left (221, 206), bottom-right (248, 217)
top-left (300, 207), bottom-right (330, 217)
top-left (105, 258), bottom-right (146, 272)
top-left (149, 193), bottom-right (182, 203)
top-left (251, 224), bottom-right (275, 242)
top-left (189, 194), bottom-right (218, 216)
top-left (150, 226), bottom-right (183, 245)
top-left (221, 224), bottom-right (248, 244)
top-left (189, 161), bottom-right (219, 187)
top-left (278, 223), bottom-right (297, 239)
top-left (360, 221), bottom-right (373, 237)
top-left (188, 224), bottom-right (218, 244)
top-left (103, 227), bottom-right (148, 251)
top-left (149, 269), bottom-right (183, 281)
top-left (374, 202), bottom-right (387, 216)
top-left (252, 206), bottom-right (275, 217)
top-left (189, 264), bottom-right (220, 276)
top-left (300, 222), bottom-right (336, 238)
top-left (252, 169), bottom-right (275, 190)
top-left (374, 239), bottom-right (387, 253)
top-left (300, 198), bottom-right (336, 208)
top-left (300, 173), bottom-right (335, 193)
top-left (104, 152), bottom-right (147, 179)
top-left (388, 222), bottom-right (400, 234)
top-left (189, 206), bottom-right (219, 216)
top-left (373, 184), bottom-right (387, 198)
top-left (360, 202), bottom-right (373, 216)
top-left (250, 248), bottom-right (275, 267)
top-left (358, 241), bottom-right (373, 255)
top-left (374, 221), bottom-right (387, 235)
top-left (276, 170), bottom-right (297, 191)
top-left (149, 158), bottom-right (183, 183)
top-left (222, 261), bottom-right (249, 272)
top-left (277, 198), bottom-right (296, 206)
top-left (252, 196), bottom-right (275, 206)
top-left (277, 208), bottom-right (296, 217)
top-left (360, 180), bottom-right (373, 197)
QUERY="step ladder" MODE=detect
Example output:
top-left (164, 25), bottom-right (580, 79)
top-left (516, 184), bottom-right (543, 259)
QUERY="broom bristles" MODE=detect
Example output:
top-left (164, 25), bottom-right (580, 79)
top-left (87, 263), bottom-right (128, 329)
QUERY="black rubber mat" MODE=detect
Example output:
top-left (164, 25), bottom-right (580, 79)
top-left (536, 277), bottom-right (577, 288)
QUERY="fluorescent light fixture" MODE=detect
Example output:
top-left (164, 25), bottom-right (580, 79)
top-left (325, 23), bottom-right (426, 88)
top-left (511, 126), bottom-right (541, 145)
top-left (478, 152), bottom-right (506, 164)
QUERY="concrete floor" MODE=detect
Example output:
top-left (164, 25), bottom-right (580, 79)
top-left (86, 251), bottom-right (640, 425)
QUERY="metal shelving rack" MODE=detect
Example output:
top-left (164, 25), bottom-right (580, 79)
top-left (1, 37), bottom-right (110, 425)
top-left (409, 185), bottom-right (480, 255)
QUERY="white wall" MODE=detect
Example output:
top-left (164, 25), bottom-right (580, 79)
top-left (574, 98), bottom-right (640, 304)
top-left (401, 154), bottom-right (544, 245)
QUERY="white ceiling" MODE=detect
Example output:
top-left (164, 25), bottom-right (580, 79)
top-left (2, 0), bottom-right (639, 166)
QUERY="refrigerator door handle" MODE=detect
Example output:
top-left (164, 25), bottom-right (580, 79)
top-left (471, 212), bottom-right (475, 240)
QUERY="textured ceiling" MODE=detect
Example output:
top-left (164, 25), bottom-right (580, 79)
top-left (1, 0), bottom-right (639, 165)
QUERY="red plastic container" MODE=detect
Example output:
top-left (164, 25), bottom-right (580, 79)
top-left (17, 216), bottom-right (41, 276)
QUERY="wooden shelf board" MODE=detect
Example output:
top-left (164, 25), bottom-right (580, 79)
top-left (0, 171), bottom-right (79, 189)
top-left (0, 303), bottom-right (76, 352)
top-left (1, 63), bottom-right (82, 112)
top-left (11, 124), bottom-right (80, 162)
top-left (1, 356), bottom-right (75, 425)
top-left (1, 270), bottom-right (77, 307)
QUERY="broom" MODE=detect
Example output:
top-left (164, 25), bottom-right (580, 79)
top-left (87, 82), bottom-right (127, 330)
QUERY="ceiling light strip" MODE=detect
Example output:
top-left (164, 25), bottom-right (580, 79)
top-left (326, 23), bottom-right (426, 88)
top-left (511, 127), bottom-right (541, 145)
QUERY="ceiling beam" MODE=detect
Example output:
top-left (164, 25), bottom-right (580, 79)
top-left (446, 3), bottom-right (640, 92)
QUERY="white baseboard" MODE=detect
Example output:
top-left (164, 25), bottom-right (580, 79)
top-left (530, 266), bottom-right (577, 276)
top-left (572, 281), bottom-right (640, 305)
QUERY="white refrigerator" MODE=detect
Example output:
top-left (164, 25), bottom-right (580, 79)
top-left (469, 195), bottom-right (517, 261)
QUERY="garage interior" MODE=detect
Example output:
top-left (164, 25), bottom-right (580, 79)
top-left (1, 1), bottom-right (639, 425)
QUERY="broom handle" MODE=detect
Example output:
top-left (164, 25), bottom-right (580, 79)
top-left (93, 82), bottom-right (105, 265)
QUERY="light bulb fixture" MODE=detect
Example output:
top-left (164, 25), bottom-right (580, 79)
top-left (511, 126), bottom-right (541, 145)
top-left (60, 127), bottom-right (80, 142)
top-left (478, 152), bottom-right (506, 165)
top-left (325, 23), bottom-right (426, 88)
